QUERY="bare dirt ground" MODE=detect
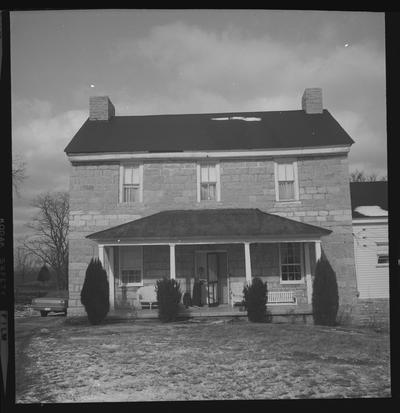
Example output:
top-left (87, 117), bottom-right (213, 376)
top-left (15, 315), bottom-right (391, 402)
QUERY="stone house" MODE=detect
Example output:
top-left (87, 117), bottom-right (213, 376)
top-left (64, 88), bottom-right (358, 321)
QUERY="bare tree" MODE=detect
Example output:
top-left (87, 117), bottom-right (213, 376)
top-left (12, 155), bottom-right (27, 195)
top-left (14, 243), bottom-right (39, 284)
top-left (23, 191), bottom-right (69, 290)
top-left (350, 169), bottom-right (387, 182)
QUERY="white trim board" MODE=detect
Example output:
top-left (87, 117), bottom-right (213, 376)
top-left (96, 237), bottom-right (323, 247)
top-left (68, 145), bottom-right (351, 163)
top-left (352, 218), bottom-right (388, 225)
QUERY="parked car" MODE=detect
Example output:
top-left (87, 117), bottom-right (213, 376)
top-left (31, 290), bottom-right (68, 317)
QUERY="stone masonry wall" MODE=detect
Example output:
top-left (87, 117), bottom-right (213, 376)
top-left (68, 155), bottom-right (357, 321)
top-left (350, 298), bottom-right (390, 330)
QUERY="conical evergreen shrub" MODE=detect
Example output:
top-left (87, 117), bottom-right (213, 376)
top-left (37, 265), bottom-right (51, 284)
top-left (243, 277), bottom-right (268, 322)
top-left (81, 258), bottom-right (110, 324)
top-left (312, 252), bottom-right (339, 326)
top-left (156, 277), bottom-right (182, 322)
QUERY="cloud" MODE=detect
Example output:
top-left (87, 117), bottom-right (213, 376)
top-left (12, 99), bottom-right (86, 238)
top-left (112, 22), bottom-right (385, 110)
top-left (334, 109), bottom-right (387, 177)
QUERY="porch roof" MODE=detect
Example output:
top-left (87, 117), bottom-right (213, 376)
top-left (86, 208), bottom-right (331, 243)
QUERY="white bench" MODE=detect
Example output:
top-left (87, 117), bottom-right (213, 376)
top-left (229, 281), bottom-right (245, 306)
top-left (267, 291), bottom-right (296, 305)
top-left (137, 285), bottom-right (158, 309)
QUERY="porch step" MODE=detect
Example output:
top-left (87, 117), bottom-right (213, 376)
top-left (110, 303), bottom-right (312, 320)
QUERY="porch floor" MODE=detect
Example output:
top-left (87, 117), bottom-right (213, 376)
top-left (110, 303), bottom-right (312, 320)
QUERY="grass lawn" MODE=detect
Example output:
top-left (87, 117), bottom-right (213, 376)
top-left (15, 317), bottom-right (391, 402)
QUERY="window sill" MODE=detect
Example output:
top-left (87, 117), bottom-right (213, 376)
top-left (279, 280), bottom-right (305, 285)
top-left (118, 201), bottom-right (143, 206)
top-left (118, 282), bottom-right (144, 288)
top-left (275, 200), bottom-right (301, 205)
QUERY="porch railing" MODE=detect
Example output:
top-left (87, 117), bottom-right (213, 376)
top-left (267, 291), bottom-right (297, 305)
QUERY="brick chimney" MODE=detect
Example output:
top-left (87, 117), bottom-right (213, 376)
top-left (301, 88), bottom-right (323, 114)
top-left (89, 96), bottom-right (115, 121)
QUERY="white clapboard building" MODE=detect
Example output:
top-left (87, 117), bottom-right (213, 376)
top-left (351, 181), bottom-right (388, 299)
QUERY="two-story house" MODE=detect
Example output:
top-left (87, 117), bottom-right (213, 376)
top-left (64, 88), bottom-right (358, 322)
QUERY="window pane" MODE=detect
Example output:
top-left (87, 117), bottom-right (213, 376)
top-left (378, 255), bottom-right (389, 264)
top-left (121, 269), bottom-right (142, 284)
top-left (278, 162), bottom-right (294, 181)
top-left (278, 163), bottom-right (286, 180)
top-left (208, 165), bottom-right (216, 182)
top-left (123, 186), bottom-right (139, 202)
top-left (200, 183), bottom-right (216, 200)
top-left (200, 184), bottom-right (208, 200)
top-left (279, 181), bottom-right (294, 200)
top-left (124, 166), bottom-right (132, 184)
top-left (201, 165), bottom-right (209, 182)
top-left (201, 164), bottom-right (217, 183)
top-left (292, 264), bottom-right (301, 274)
top-left (124, 165), bottom-right (139, 185)
top-left (285, 163), bottom-right (294, 181)
top-left (208, 183), bottom-right (216, 200)
top-left (281, 243), bottom-right (302, 281)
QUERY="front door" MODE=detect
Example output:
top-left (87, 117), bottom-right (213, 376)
top-left (207, 253), bottom-right (219, 306)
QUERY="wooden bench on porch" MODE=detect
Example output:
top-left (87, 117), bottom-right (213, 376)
top-left (229, 282), bottom-right (297, 306)
top-left (267, 290), bottom-right (297, 305)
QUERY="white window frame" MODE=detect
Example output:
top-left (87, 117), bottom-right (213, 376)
top-left (274, 159), bottom-right (299, 202)
top-left (118, 246), bottom-right (144, 287)
top-left (119, 163), bottom-right (143, 203)
top-left (197, 162), bottom-right (221, 202)
top-left (279, 242), bottom-right (305, 284)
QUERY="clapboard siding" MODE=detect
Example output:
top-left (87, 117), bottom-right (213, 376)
top-left (353, 220), bottom-right (389, 299)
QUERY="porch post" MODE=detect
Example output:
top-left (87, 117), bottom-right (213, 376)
top-left (99, 245), bottom-right (114, 310)
top-left (315, 240), bottom-right (322, 262)
top-left (98, 245), bottom-right (104, 265)
top-left (169, 243), bottom-right (176, 280)
top-left (107, 247), bottom-right (115, 310)
top-left (304, 243), bottom-right (312, 304)
top-left (244, 242), bottom-right (252, 284)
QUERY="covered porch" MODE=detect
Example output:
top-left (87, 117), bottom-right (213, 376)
top-left (86, 209), bottom-right (330, 318)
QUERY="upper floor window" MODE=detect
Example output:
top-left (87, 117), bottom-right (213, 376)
top-left (279, 242), bottom-right (304, 283)
top-left (274, 160), bottom-right (299, 202)
top-left (197, 162), bottom-right (220, 202)
top-left (120, 164), bottom-right (143, 203)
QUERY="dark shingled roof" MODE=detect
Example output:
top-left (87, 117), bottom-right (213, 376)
top-left (86, 208), bottom-right (331, 242)
top-left (350, 181), bottom-right (388, 218)
top-left (65, 109), bottom-right (354, 154)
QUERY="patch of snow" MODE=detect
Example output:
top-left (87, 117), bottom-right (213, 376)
top-left (355, 205), bottom-right (388, 217)
top-left (231, 116), bottom-right (261, 121)
top-left (211, 116), bottom-right (261, 121)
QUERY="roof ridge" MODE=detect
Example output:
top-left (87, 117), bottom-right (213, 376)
top-left (110, 109), bottom-right (310, 119)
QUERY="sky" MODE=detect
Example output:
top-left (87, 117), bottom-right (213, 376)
top-left (10, 9), bottom-right (387, 241)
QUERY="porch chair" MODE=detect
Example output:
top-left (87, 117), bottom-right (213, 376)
top-left (229, 281), bottom-right (245, 307)
top-left (137, 285), bottom-right (158, 310)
